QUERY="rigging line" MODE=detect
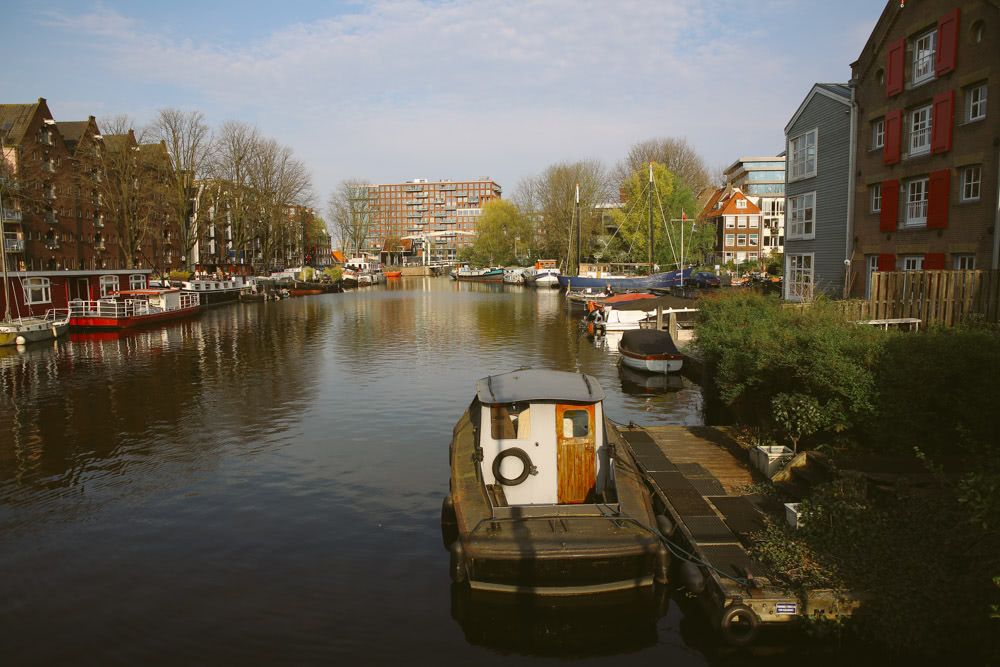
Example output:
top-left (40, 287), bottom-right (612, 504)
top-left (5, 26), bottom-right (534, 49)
top-left (612, 179), bottom-right (650, 260)
top-left (651, 178), bottom-right (678, 266)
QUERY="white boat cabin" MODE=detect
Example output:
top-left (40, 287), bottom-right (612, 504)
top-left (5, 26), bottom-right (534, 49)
top-left (475, 370), bottom-right (613, 506)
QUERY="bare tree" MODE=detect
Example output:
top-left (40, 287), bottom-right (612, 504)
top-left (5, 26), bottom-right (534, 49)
top-left (248, 137), bottom-right (312, 269)
top-left (615, 137), bottom-right (712, 196)
top-left (327, 179), bottom-right (375, 256)
top-left (148, 108), bottom-right (212, 269)
top-left (206, 121), bottom-right (259, 266)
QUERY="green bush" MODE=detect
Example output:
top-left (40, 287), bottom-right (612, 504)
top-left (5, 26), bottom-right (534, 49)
top-left (168, 270), bottom-right (192, 281)
top-left (323, 267), bottom-right (343, 282)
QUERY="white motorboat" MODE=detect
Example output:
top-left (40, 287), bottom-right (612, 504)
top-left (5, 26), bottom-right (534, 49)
top-left (502, 268), bottom-right (525, 285)
top-left (0, 309), bottom-right (70, 346)
top-left (618, 329), bottom-right (684, 374)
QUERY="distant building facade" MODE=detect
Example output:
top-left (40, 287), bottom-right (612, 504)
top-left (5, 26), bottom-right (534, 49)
top-left (783, 83), bottom-right (853, 300)
top-left (699, 187), bottom-right (764, 266)
top-left (723, 156), bottom-right (786, 256)
top-left (848, 0), bottom-right (999, 296)
top-left (364, 178), bottom-right (502, 263)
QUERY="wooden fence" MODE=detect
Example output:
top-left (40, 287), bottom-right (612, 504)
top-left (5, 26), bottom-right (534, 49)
top-left (837, 270), bottom-right (1000, 326)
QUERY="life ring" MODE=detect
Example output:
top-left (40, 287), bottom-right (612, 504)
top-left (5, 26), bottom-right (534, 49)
top-left (719, 603), bottom-right (760, 646)
top-left (492, 448), bottom-right (536, 486)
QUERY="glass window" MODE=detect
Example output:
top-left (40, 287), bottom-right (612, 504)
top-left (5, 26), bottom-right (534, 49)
top-left (23, 277), bottom-right (51, 304)
top-left (871, 184), bottom-right (882, 212)
top-left (961, 165), bottom-right (981, 201)
top-left (562, 410), bottom-right (589, 438)
top-left (953, 254), bottom-right (976, 270)
top-left (910, 105), bottom-right (932, 155)
top-left (129, 274), bottom-right (146, 290)
top-left (912, 29), bottom-right (936, 84)
top-left (788, 129), bottom-right (817, 181)
top-left (100, 274), bottom-right (119, 296)
top-left (725, 217), bottom-right (735, 229)
top-left (737, 216), bottom-right (747, 228)
top-left (787, 192), bottom-right (816, 239)
top-left (749, 234), bottom-right (759, 246)
top-left (871, 118), bottom-right (885, 149)
top-left (786, 254), bottom-right (814, 301)
top-left (490, 404), bottom-right (531, 439)
top-left (905, 178), bottom-right (928, 226)
top-left (966, 84), bottom-right (987, 122)
top-left (725, 234), bottom-right (735, 247)
top-left (737, 234), bottom-right (747, 246)
top-left (902, 255), bottom-right (923, 271)
top-left (736, 199), bottom-right (747, 209)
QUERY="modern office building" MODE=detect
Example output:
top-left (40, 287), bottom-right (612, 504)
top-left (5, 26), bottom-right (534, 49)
top-left (723, 156), bottom-right (786, 256)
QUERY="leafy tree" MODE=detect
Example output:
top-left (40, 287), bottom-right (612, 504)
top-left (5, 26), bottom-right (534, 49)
top-left (460, 200), bottom-right (532, 267)
top-left (772, 392), bottom-right (824, 453)
top-left (614, 137), bottom-right (712, 196)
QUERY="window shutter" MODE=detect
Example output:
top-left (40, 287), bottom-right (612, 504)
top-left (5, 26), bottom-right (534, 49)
top-left (877, 253), bottom-right (896, 272)
top-left (883, 110), bottom-right (902, 165)
top-left (880, 179), bottom-right (899, 232)
top-left (931, 90), bottom-right (955, 154)
top-left (886, 37), bottom-right (905, 96)
top-left (927, 169), bottom-right (950, 229)
top-left (935, 8), bottom-right (960, 76)
top-left (923, 253), bottom-right (946, 270)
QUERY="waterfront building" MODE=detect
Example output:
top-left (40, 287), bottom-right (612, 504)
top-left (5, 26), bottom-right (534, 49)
top-left (699, 187), bottom-right (764, 267)
top-left (723, 156), bottom-right (786, 256)
top-left (848, 0), bottom-right (999, 296)
top-left (783, 83), bottom-right (853, 301)
top-left (364, 178), bottom-right (502, 263)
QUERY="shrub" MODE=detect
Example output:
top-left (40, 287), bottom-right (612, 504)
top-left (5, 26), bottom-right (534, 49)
top-left (168, 270), bottom-right (192, 281)
top-left (323, 267), bottom-right (343, 282)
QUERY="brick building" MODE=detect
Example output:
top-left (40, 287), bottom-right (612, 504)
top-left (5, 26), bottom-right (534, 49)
top-left (364, 178), bottom-right (502, 263)
top-left (723, 156), bottom-right (787, 256)
top-left (848, 0), bottom-right (999, 297)
top-left (700, 187), bottom-right (765, 267)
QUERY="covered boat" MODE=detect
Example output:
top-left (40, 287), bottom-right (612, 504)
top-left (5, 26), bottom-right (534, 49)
top-left (558, 267), bottom-right (693, 291)
top-left (453, 267), bottom-right (504, 283)
top-left (68, 289), bottom-right (201, 329)
top-left (618, 329), bottom-right (683, 374)
top-left (443, 369), bottom-right (667, 594)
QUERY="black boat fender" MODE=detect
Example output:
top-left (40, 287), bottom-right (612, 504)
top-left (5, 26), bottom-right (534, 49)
top-left (655, 543), bottom-right (670, 585)
top-left (492, 448), bottom-right (537, 486)
top-left (441, 495), bottom-right (458, 550)
top-left (449, 540), bottom-right (467, 583)
top-left (678, 561), bottom-right (705, 594)
top-left (718, 603), bottom-right (760, 646)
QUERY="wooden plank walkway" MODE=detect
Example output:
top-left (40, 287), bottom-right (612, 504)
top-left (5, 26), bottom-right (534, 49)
top-left (640, 425), bottom-right (754, 493)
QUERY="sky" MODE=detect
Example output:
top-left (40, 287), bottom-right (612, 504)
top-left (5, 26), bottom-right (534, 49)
top-left (1, 0), bottom-right (884, 209)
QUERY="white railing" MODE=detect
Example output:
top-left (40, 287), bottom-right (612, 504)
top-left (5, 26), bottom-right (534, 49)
top-left (179, 293), bottom-right (200, 309)
top-left (44, 308), bottom-right (70, 323)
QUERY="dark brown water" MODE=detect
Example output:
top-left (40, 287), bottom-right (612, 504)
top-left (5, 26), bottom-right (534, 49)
top-left (0, 279), bottom-right (733, 664)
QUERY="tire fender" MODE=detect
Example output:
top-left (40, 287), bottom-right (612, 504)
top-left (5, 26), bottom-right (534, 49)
top-left (719, 603), bottom-right (760, 646)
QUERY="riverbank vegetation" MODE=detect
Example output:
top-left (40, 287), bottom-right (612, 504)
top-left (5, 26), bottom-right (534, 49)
top-left (696, 291), bottom-right (1000, 658)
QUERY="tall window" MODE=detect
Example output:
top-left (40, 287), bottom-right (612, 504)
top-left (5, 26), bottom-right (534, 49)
top-left (902, 255), bottom-right (924, 271)
top-left (966, 83), bottom-right (987, 122)
top-left (749, 234), bottom-right (759, 246)
top-left (738, 216), bottom-right (747, 228)
top-left (100, 274), bottom-right (119, 297)
top-left (786, 254), bottom-right (814, 301)
top-left (725, 234), bottom-right (735, 247)
top-left (953, 254), bottom-right (976, 270)
top-left (905, 178), bottom-right (928, 226)
top-left (737, 234), bottom-right (747, 246)
top-left (23, 277), bottom-right (51, 304)
top-left (910, 105), bottom-right (932, 155)
top-left (961, 166), bottom-right (982, 201)
top-left (912, 29), bottom-right (936, 84)
top-left (787, 192), bottom-right (816, 239)
top-left (789, 129), bottom-right (817, 181)
top-left (865, 255), bottom-right (879, 299)
top-left (871, 183), bottom-right (882, 213)
top-left (871, 118), bottom-right (885, 149)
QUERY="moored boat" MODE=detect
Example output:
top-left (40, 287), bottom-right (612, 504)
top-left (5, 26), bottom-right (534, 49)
top-left (384, 270), bottom-right (402, 279)
top-left (618, 329), bottom-right (683, 374)
top-left (443, 369), bottom-right (667, 594)
top-left (558, 267), bottom-right (693, 291)
top-left (68, 289), bottom-right (201, 329)
top-left (502, 268), bottom-right (525, 285)
top-left (180, 277), bottom-right (245, 306)
top-left (0, 309), bottom-right (70, 346)
top-left (453, 267), bottom-right (504, 283)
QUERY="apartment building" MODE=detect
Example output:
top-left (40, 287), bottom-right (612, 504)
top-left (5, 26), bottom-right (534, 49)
top-left (849, 0), bottom-right (999, 296)
top-left (723, 156), bottom-right (786, 256)
top-left (700, 187), bottom-right (764, 266)
top-left (365, 178), bottom-right (502, 263)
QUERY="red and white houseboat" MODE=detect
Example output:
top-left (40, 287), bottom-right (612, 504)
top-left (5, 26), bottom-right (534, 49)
top-left (68, 288), bottom-right (201, 329)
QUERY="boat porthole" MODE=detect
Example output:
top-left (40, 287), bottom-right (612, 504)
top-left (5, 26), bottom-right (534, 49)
top-left (492, 448), bottom-right (535, 486)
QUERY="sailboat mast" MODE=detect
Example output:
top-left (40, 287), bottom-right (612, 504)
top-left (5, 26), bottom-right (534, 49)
top-left (0, 137), bottom-right (10, 322)
top-left (574, 183), bottom-right (580, 276)
top-left (647, 162), bottom-right (653, 273)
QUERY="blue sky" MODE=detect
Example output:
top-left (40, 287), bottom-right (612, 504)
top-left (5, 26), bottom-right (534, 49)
top-left (2, 0), bottom-right (884, 208)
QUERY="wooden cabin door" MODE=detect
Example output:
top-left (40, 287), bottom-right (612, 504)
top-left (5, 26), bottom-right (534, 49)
top-left (556, 404), bottom-right (596, 504)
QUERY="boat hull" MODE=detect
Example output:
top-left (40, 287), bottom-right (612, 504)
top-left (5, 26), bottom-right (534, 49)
top-left (558, 269), bottom-right (693, 291)
top-left (455, 275), bottom-right (504, 283)
top-left (182, 289), bottom-right (241, 307)
top-left (619, 352), bottom-right (683, 374)
top-left (0, 321), bottom-right (69, 346)
top-left (618, 329), bottom-right (684, 374)
top-left (69, 305), bottom-right (201, 329)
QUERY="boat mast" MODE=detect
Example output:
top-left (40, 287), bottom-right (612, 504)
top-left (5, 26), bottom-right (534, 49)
top-left (574, 182), bottom-right (580, 276)
top-left (0, 137), bottom-right (10, 322)
top-left (647, 162), bottom-right (654, 273)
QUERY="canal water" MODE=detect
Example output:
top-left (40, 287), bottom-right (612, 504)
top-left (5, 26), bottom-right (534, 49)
top-left (1, 278), bottom-right (743, 664)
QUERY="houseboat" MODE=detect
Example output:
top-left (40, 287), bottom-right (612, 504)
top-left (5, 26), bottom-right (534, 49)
top-left (180, 277), bottom-right (245, 306)
top-left (68, 289), bottom-right (201, 329)
top-left (523, 260), bottom-right (561, 288)
top-left (442, 369), bottom-right (668, 594)
top-left (453, 267), bottom-right (504, 283)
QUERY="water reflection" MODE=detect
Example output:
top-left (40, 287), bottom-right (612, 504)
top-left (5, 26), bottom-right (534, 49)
top-left (619, 363), bottom-right (687, 395)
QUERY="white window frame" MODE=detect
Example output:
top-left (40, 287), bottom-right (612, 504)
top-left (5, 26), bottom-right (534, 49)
top-left (748, 217), bottom-right (759, 228)
top-left (967, 84), bottom-right (987, 122)
top-left (788, 128), bottom-right (818, 181)
top-left (736, 234), bottom-right (747, 246)
top-left (736, 199), bottom-right (747, 209)
top-left (100, 274), bottom-right (119, 297)
top-left (787, 192), bottom-right (816, 240)
top-left (725, 217), bottom-right (735, 229)
top-left (953, 254), bottom-right (976, 270)
top-left (872, 118), bottom-right (885, 149)
top-left (23, 277), bottom-right (51, 305)
top-left (905, 178), bottom-right (928, 227)
top-left (737, 216), bottom-right (747, 228)
top-left (961, 165), bottom-right (981, 202)
top-left (865, 254), bottom-right (879, 299)
top-left (909, 104), bottom-right (932, 156)
top-left (749, 233), bottom-right (759, 246)
top-left (724, 234), bottom-right (735, 247)
top-left (912, 29), bottom-right (936, 85)
top-left (871, 183), bottom-right (882, 213)
top-left (785, 253), bottom-right (814, 302)
top-left (129, 274), bottom-right (146, 290)
top-left (901, 255), bottom-right (924, 271)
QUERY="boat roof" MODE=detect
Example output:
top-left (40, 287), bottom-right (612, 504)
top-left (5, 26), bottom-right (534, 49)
top-left (476, 369), bottom-right (605, 405)
top-left (113, 289), bottom-right (178, 295)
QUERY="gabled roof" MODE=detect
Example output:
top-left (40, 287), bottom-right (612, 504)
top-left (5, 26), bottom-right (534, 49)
top-left (476, 369), bottom-right (605, 405)
top-left (57, 117), bottom-right (99, 155)
top-left (713, 190), bottom-right (761, 217)
top-left (331, 250), bottom-right (347, 263)
top-left (0, 100), bottom-right (42, 145)
top-left (698, 187), bottom-right (726, 220)
top-left (784, 82), bottom-right (852, 134)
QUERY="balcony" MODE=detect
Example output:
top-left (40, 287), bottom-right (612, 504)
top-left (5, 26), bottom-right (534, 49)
top-left (44, 212), bottom-right (57, 225)
top-left (94, 215), bottom-right (104, 228)
top-left (1, 208), bottom-right (22, 222)
top-left (415, 192), bottom-right (428, 199)
top-left (4, 238), bottom-right (24, 253)
top-left (44, 190), bottom-right (56, 202)
top-left (95, 240), bottom-right (106, 251)
top-left (45, 238), bottom-right (60, 250)
top-left (404, 185), bottom-right (421, 192)
top-left (42, 161), bottom-right (55, 174)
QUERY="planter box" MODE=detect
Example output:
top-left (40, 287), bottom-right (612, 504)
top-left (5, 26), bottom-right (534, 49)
top-left (785, 502), bottom-right (803, 529)
top-left (752, 445), bottom-right (794, 478)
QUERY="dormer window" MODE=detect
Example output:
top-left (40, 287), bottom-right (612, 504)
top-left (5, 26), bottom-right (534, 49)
top-left (912, 29), bottom-right (936, 85)
top-left (736, 199), bottom-right (747, 209)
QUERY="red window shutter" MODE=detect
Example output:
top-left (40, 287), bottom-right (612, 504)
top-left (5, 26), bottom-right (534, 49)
top-left (935, 8), bottom-right (960, 76)
top-left (927, 169), bottom-right (950, 229)
top-left (883, 110), bottom-right (902, 165)
top-left (931, 90), bottom-right (955, 154)
top-left (880, 179), bottom-right (899, 232)
top-left (877, 254), bottom-right (896, 272)
top-left (886, 37), bottom-right (905, 97)
top-left (923, 253), bottom-right (946, 270)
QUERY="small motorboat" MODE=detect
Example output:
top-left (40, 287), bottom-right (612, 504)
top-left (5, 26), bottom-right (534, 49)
top-left (618, 329), bottom-right (684, 374)
top-left (0, 309), bottom-right (70, 346)
top-left (453, 267), bottom-right (504, 283)
top-left (384, 271), bottom-right (402, 279)
top-left (442, 369), bottom-right (667, 594)
top-left (584, 304), bottom-right (652, 336)
top-left (502, 269), bottom-right (525, 285)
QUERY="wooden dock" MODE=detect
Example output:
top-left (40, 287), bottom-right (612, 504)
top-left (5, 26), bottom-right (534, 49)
top-left (638, 426), bottom-right (753, 493)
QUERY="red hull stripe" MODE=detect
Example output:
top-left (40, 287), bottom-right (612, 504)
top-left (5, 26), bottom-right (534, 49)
top-left (69, 307), bottom-right (201, 329)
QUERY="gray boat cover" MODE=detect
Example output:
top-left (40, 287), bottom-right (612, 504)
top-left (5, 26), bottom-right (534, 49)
top-left (619, 330), bottom-right (681, 356)
top-left (476, 369), bottom-right (605, 405)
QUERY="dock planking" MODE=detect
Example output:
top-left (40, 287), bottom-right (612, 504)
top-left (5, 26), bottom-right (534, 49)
top-left (638, 426), bottom-right (754, 494)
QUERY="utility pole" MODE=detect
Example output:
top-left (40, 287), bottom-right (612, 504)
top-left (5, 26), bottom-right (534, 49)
top-left (647, 162), bottom-right (654, 273)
